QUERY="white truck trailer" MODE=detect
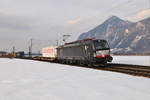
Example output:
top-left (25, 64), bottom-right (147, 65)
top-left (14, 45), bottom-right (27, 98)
top-left (42, 46), bottom-right (57, 60)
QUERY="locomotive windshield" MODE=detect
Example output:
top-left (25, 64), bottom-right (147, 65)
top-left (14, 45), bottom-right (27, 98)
top-left (93, 40), bottom-right (109, 50)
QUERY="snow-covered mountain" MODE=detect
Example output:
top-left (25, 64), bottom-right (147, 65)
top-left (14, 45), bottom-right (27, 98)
top-left (78, 16), bottom-right (150, 54)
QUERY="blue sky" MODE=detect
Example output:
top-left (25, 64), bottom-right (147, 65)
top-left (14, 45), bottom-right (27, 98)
top-left (0, 0), bottom-right (149, 52)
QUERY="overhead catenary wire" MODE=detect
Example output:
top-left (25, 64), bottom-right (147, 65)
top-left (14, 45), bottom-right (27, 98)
top-left (149, 0), bottom-right (150, 8)
top-left (121, 0), bottom-right (150, 19)
top-left (98, 0), bottom-right (149, 21)
top-left (107, 0), bottom-right (135, 12)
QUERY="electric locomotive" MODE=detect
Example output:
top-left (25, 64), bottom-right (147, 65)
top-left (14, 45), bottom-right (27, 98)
top-left (57, 39), bottom-right (113, 65)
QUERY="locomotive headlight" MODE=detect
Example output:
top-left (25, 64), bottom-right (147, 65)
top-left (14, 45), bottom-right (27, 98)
top-left (96, 50), bottom-right (109, 56)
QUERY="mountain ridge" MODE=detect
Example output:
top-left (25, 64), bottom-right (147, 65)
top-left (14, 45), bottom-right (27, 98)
top-left (78, 16), bottom-right (150, 54)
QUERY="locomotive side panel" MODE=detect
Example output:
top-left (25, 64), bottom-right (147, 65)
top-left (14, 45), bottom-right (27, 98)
top-left (57, 44), bottom-right (86, 60)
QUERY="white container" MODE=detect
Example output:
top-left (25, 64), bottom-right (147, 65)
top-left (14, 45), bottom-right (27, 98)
top-left (42, 46), bottom-right (57, 58)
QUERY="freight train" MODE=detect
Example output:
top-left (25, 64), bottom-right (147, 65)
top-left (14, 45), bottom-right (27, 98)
top-left (41, 38), bottom-right (113, 65)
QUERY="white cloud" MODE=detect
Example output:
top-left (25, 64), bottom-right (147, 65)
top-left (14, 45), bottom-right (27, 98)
top-left (67, 17), bottom-right (81, 25)
top-left (0, 9), bottom-right (14, 15)
top-left (0, 13), bottom-right (33, 30)
top-left (127, 9), bottom-right (150, 21)
top-left (136, 9), bottom-right (150, 19)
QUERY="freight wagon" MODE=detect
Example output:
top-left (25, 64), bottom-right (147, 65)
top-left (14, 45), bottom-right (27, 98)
top-left (41, 46), bottom-right (57, 61)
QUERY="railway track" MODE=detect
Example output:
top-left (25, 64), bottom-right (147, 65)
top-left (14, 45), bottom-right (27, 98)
top-left (17, 57), bottom-right (150, 78)
top-left (98, 64), bottom-right (150, 78)
top-left (66, 63), bottom-right (150, 78)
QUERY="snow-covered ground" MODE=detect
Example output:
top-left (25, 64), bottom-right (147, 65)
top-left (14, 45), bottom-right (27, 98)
top-left (112, 56), bottom-right (150, 66)
top-left (0, 58), bottom-right (150, 100)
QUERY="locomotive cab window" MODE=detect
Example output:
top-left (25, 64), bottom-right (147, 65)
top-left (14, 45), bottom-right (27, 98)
top-left (93, 40), bottom-right (109, 50)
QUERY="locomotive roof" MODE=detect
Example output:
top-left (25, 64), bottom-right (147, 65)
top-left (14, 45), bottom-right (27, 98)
top-left (66, 38), bottom-right (94, 44)
top-left (57, 38), bottom-right (107, 48)
top-left (57, 38), bottom-right (92, 48)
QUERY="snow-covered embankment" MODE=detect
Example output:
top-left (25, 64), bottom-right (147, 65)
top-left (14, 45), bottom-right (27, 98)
top-left (0, 58), bottom-right (150, 100)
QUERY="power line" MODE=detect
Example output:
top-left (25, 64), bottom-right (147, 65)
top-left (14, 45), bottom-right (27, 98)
top-left (29, 39), bottom-right (33, 57)
top-left (149, 0), bottom-right (150, 8)
top-left (63, 34), bottom-right (71, 44)
top-left (103, 0), bottom-right (149, 20)
top-left (120, 0), bottom-right (150, 19)
top-left (120, 8), bottom-right (148, 19)
top-left (93, 0), bottom-right (137, 21)
top-left (107, 0), bottom-right (135, 13)
top-left (56, 40), bottom-right (59, 46)
top-left (12, 46), bottom-right (15, 53)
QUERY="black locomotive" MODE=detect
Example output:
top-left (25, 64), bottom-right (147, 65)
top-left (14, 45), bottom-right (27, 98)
top-left (57, 39), bottom-right (113, 65)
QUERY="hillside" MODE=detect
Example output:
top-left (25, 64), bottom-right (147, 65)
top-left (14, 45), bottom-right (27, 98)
top-left (78, 16), bottom-right (150, 54)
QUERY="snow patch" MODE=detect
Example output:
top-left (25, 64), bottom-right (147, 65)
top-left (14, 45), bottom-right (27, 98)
top-left (112, 56), bottom-right (150, 66)
top-left (130, 35), bottom-right (143, 47)
top-left (136, 22), bottom-right (145, 30)
top-left (110, 32), bottom-right (119, 43)
top-left (116, 39), bottom-right (124, 48)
